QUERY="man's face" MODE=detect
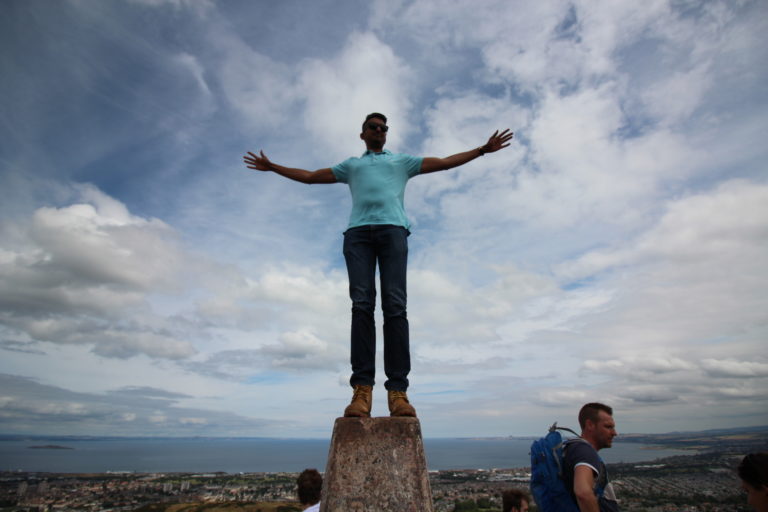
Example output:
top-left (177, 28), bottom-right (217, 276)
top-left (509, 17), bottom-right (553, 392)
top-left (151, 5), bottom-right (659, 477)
top-left (361, 118), bottom-right (388, 148)
top-left (588, 411), bottom-right (617, 450)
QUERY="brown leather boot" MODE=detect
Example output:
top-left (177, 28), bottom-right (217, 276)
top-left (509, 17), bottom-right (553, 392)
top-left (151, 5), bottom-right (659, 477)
top-left (343, 385), bottom-right (372, 417)
top-left (388, 390), bottom-right (416, 417)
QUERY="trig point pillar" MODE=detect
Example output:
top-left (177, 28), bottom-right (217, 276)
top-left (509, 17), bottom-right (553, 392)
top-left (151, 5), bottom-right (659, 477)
top-left (320, 417), bottom-right (434, 512)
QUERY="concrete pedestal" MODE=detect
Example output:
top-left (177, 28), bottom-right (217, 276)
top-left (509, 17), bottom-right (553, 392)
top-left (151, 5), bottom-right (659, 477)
top-left (320, 417), bottom-right (434, 512)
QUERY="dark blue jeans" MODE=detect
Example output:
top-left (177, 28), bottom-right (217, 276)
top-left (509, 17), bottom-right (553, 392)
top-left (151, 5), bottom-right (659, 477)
top-left (343, 224), bottom-right (410, 391)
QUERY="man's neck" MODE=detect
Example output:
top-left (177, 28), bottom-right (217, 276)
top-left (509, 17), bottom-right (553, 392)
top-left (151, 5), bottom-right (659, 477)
top-left (581, 433), bottom-right (600, 452)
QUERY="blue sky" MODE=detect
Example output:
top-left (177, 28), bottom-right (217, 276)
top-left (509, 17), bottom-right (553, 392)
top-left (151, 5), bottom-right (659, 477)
top-left (1, 0), bottom-right (766, 439)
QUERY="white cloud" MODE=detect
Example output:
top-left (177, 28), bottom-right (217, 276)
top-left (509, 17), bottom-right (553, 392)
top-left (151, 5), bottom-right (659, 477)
top-left (406, 93), bottom-right (528, 224)
top-left (583, 357), bottom-right (696, 376)
top-left (216, 34), bottom-right (301, 134)
top-left (639, 63), bottom-right (713, 127)
top-left (149, 414), bottom-right (169, 424)
top-left (174, 52), bottom-right (212, 97)
top-left (520, 86), bottom-right (701, 230)
top-left (701, 359), bottom-right (768, 378)
top-left (535, 389), bottom-right (591, 407)
top-left (261, 329), bottom-right (344, 371)
top-left (179, 416), bottom-right (208, 425)
top-left (0, 185), bottom-right (198, 360)
top-left (299, 31), bottom-right (416, 161)
top-left (557, 179), bottom-right (768, 286)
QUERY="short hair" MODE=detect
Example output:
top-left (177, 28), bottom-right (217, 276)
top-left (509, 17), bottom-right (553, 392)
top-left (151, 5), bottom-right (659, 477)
top-left (502, 488), bottom-right (529, 512)
top-left (578, 402), bottom-right (613, 430)
top-left (297, 468), bottom-right (322, 505)
top-left (362, 112), bottom-right (387, 131)
top-left (738, 452), bottom-right (768, 489)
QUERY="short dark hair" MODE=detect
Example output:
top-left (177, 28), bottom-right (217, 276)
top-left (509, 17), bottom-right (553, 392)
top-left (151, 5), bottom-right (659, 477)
top-left (578, 402), bottom-right (613, 430)
top-left (502, 488), bottom-right (529, 512)
top-left (297, 468), bottom-right (322, 505)
top-left (362, 112), bottom-right (387, 131)
top-left (738, 452), bottom-right (768, 489)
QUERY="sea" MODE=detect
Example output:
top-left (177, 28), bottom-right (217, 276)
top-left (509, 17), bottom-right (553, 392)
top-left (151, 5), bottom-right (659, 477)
top-left (0, 437), bottom-right (693, 474)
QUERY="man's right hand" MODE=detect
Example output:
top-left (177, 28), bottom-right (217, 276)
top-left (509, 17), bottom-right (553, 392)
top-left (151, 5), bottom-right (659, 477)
top-left (243, 150), bottom-right (273, 172)
top-left (242, 151), bottom-right (337, 184)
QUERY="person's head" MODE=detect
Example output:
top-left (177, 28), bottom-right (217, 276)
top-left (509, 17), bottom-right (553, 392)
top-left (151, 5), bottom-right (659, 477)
top-left (738, 453), bottom-right (768, 512)
top-left (578, 402), bottom-right (617, 451)
top-left (297, 468), bottom-right (322, 507)
top-left (360, 112), bottom-right (388, 151)
top-left (502, 488), bottom-right (530, 512)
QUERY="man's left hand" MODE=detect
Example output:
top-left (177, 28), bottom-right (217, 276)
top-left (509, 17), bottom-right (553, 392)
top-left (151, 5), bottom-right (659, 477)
top-left (480, 129), bottom-right (514, 153)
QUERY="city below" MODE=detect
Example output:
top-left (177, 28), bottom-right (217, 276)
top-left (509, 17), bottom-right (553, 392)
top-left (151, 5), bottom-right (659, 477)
top-left (2, 426), bottom-right (766, 512)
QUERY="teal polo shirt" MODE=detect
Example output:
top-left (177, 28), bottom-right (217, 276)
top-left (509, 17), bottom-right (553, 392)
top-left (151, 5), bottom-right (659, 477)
top-left (332, 149), bottom-right (423, 229)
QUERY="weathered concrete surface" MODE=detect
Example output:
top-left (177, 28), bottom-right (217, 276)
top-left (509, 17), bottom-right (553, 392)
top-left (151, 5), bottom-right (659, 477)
top-left (320, 417), bottom-right (434, 512)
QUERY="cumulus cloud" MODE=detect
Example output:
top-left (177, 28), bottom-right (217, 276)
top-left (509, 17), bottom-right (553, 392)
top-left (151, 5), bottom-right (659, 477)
top-left (299, 31), bottom-right (416, 161)
top-left (639, 63), bottom-right (713, 127)
top-left (583, 357), bottom-right (696, 376)
top-left (174, 52), bottom-right (212, 97)
top-left (262, 329), bottom-right (344, 370)
top-left (0, 373), bottom-right (274, 436)
top-left (535, 389), bottom-right (591, 408)
top-left (701, 359), bottom-right (768, 379)
top-left (409, 265), bottom-right (560, 351)
top-left (620, 386), bottom-right (680, 404)
top-left (217, 36), bottom-right (301, 133)
top-left (551, 181), bottom-right (768, 357)
top-left (406, 93), bottom-right (529, 225)
top-left (558, 180), bottom-right (768, 279)
top-left (411, 175), bottom-right (767, 431)
top-left (0, 184), bottom-right (197, 359)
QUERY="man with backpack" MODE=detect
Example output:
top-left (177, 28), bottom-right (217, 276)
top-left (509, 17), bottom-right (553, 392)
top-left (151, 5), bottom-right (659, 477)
top-left (530, 402), bottom-right (620, 511)
top-left (562, 402), bottom-right (620, 512)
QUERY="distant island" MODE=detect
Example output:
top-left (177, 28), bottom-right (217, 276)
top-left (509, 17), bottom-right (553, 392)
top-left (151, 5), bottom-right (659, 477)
top-left (28, 445), bottom-right (74, 450)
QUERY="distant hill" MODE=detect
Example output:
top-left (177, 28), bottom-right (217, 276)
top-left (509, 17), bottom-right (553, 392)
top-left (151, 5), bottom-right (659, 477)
top-left (603, 426), bottom-right (768, 453)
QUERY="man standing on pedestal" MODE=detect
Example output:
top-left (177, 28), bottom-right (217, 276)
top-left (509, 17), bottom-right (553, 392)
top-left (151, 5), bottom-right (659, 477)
top-left (244, 113), bottom-right (513, 418)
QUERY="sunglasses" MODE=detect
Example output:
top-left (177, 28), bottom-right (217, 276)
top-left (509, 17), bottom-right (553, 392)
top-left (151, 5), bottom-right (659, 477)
top-left (366, 122), bottom-right (389, 132)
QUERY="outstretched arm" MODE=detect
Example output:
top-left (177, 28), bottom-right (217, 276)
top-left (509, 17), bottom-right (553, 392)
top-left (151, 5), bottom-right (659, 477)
top-left (420, 129), bottom-right (514, 174)
top-left (243, 151), bottom-right (336, 184)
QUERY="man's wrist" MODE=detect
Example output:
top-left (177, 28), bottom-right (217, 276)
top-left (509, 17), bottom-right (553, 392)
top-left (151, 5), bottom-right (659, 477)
top-left (477, 146), bottom-right (486, 156)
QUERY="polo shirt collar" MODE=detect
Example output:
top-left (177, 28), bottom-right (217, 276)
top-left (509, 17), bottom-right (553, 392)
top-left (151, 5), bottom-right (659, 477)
top-left (362, 149), bottom-right (392, 157)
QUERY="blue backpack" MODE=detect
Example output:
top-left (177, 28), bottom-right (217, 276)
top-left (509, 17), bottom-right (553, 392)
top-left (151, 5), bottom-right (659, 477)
top-left (529, 423), bottom-right (582, 512)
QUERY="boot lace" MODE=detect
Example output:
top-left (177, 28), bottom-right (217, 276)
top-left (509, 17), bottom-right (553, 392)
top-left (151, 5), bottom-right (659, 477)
top-left (352, 386), bottom-right (370, 401)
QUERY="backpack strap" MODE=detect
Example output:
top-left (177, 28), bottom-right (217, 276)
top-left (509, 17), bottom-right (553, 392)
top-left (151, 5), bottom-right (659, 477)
top-left (559, 432), bottom-right (607, 499)
top-left (549, 421), bottom-right (581, 438)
